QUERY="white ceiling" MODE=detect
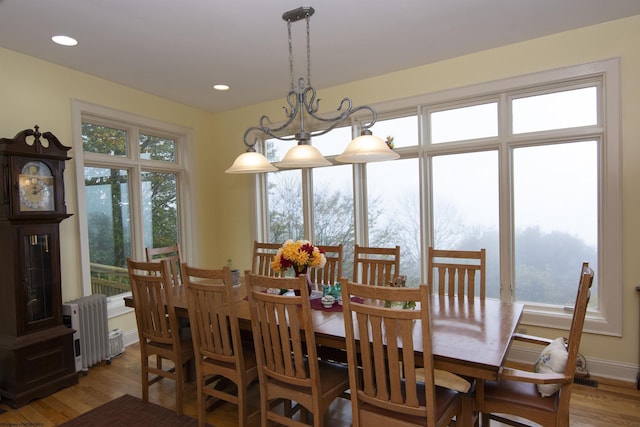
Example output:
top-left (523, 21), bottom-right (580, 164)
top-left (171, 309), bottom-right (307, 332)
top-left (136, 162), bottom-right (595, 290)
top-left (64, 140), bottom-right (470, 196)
top-left (1, 0), bottom-right (639, 113)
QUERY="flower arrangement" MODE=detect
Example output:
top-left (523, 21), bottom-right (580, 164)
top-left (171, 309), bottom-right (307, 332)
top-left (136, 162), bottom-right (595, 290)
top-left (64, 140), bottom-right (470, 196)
top-left (385, 135), bottom-right (395, 149)
top-left (271, 239), bottom-right (327, 274)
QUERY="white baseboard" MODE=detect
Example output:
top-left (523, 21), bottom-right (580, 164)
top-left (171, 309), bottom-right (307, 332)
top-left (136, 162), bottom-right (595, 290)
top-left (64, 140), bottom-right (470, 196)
top-left (508, 345), bottom-right (638, 385)
top-left (122, 329), bottom-right (139, 348)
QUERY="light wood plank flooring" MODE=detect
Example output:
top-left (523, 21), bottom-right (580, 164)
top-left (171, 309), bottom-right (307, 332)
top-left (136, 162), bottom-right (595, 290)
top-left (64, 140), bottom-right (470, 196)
top-left (0, 343), bottom-right (638, 426)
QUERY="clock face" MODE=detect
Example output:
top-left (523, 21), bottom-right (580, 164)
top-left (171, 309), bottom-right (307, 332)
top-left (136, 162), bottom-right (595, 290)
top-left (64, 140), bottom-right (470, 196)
top-left (19, 161), bottom-right (55, 212)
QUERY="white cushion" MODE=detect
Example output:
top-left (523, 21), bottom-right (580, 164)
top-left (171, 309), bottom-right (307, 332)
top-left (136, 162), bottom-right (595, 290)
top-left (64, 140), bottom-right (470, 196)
top-left (533, 337), bottom-right (568, 397)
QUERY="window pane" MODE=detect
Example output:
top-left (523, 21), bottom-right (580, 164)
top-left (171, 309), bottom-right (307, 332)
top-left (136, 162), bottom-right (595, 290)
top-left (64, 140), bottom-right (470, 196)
top-left (141, 171), bottom-right (178, 249)
top-left (431, 103), bottom-right (498, 143)
top-left (512, 87), bottom-right (597, 134)
top-left (313, 126), bottom-right (352, 156)
top-left (139, 133), bottom-right (176, 162)
top-left (513, 141), bottom-right (598, 306)
top-left (81, 123), bottom-right (127, 156)
top-left (431, 151), bottom-right (500, 298)
top-left (370, 115), bottom-right (418, 148)
top-left (267, 169), bottom-right (303, 242)
top-left (84, 167), bottom-right (131, 296)
top-left (312, 164), bottom-right (354, 277)
top-left (266, 137), bottom-right (295, 163)
top-left (367, 158), bottom-right (420, 286)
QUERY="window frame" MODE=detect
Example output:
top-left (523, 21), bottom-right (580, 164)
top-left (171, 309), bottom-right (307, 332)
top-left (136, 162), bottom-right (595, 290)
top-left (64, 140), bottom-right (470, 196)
top-left (254, 58), bottom-right (621, 336)
top-left (71, 100), bottom-right (198, 318)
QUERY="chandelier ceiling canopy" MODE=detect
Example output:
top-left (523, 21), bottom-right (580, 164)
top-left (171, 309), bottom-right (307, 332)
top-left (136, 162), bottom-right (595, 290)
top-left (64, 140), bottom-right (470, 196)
top-left (226, 6), bottom-right (399, 174)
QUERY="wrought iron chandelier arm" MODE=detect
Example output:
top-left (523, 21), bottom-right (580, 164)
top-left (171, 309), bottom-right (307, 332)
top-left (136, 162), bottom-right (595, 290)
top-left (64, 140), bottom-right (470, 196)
top-left (302, 97), bottom-right (378, 138)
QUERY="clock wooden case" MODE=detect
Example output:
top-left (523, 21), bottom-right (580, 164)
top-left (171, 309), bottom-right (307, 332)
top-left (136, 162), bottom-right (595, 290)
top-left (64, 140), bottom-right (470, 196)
top-left (0, 126), bottom-right (77, 407)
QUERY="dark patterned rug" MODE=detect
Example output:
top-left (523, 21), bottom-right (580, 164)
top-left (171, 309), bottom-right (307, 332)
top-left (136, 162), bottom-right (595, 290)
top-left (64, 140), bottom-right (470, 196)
top-left (59, 394), bottom-right (214, 427)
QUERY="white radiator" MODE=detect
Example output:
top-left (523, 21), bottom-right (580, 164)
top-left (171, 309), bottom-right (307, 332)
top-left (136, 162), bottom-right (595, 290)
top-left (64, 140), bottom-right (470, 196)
top-left (63, 294), bottom-right (110, 372)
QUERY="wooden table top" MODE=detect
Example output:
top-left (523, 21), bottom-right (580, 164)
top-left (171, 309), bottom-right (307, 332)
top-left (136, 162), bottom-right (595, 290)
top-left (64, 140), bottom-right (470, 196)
top-left (124, 284), bottom-right (523, 381)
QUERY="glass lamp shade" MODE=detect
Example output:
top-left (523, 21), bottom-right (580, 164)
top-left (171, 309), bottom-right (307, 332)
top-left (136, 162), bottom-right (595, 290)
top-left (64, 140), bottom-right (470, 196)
top-left (335, 134), bottom-right (400, 163)
top-left (225, 151), bottom-right (278, 174)
top-left (276, 144), bottom-right (331, 168)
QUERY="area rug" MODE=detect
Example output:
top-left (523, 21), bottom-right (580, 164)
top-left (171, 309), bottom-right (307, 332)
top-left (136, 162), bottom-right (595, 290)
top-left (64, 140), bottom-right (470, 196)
top-left (59, 394), bottom-right (214, 427)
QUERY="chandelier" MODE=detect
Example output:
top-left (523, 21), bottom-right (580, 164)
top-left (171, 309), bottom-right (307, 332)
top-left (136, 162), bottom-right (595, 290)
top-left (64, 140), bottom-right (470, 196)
top-left (226, 6), bottom-right (399, 174)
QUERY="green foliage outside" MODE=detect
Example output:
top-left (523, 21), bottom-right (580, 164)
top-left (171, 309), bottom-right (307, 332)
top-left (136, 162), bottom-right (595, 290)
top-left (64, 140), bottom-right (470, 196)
top-left (82, 123), bottom-right (179, 295)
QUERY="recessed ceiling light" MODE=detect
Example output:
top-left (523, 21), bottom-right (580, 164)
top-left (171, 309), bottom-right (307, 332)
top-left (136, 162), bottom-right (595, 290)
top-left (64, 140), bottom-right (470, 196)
top-left (213, 84), bottom-right (230, 91)
top-left (51, 35), bottom-right (78, 46)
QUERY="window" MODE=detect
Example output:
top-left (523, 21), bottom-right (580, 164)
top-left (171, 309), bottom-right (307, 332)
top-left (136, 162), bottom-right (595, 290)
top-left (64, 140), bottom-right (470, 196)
top-left (255, 59), bottom-right (621, 335)
top-left (72, 101), bottom-right (194, 315)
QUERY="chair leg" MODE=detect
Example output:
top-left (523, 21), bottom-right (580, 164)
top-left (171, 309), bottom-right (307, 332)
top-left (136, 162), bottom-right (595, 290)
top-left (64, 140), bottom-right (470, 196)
top-left (197, 378), bottom-right (205, 427)
top-left (141, 358), bottom-right (149, 403)
top-left (481, 413), bottom-right (490, 426)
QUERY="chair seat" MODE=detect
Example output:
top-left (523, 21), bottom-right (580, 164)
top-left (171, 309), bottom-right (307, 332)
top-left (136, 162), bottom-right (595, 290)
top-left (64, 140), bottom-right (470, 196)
top-left (146, 337), bottom-right (194, 359)
top-left (265, 359), bottom-right (349, 397)
top-left (200, 342), bottom-right (258, 374)
top-left (359, 385), bottom-right (460, 426)
top-left (484, 378), bottom-right (559, 414)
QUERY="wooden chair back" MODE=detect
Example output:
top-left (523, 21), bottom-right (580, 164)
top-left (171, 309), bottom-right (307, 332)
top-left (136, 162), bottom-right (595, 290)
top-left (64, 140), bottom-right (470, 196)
top-left (183, 263), bottom-right (258, 427)
top-left (145, 243), bottom-right (183, 287)
top-left (126, 258), bottom-right (193, 416)
top-left (427, 247), bottom-right (486, 300)
top-left (251, 241), bottom-right (284, 277)
top-left (245, 271), bottom-right (349, 426)
top-left (309, 244), bottom-right (343, 287)
top-left (353, 244), bottom-right (400, 286)
top-left (341, 279), bottom-right (462, 427)
top-left (480, 262), bottom-right (595, 427)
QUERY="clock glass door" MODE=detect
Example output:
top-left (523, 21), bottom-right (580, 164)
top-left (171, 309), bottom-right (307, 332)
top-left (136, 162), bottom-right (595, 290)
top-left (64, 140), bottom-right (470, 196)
top-left (19, 226), bottom-right (61, 333)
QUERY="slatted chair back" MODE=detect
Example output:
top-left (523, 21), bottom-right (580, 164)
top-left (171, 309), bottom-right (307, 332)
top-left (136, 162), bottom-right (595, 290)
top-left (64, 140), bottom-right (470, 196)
top-left (127, 258), bottom-right (194, 416)
top-left (309, 244), bottom-right (343, 287)
top-left (480, 262), bottom-right (595, 427)
top-left (183, 263), bottom-right (258, 427)
top-left (353, 244), bottom-right (400, 286)
top-left (341, 279), bottom-right (462, 427)
top-left (245, 271), bottom-right (349, 426)
top-left (146, 243), bottom-right (183, 287)
top-left (251, 241), bottom-right (284, 277)
top-left (427, 247), bottom-right (486, 300)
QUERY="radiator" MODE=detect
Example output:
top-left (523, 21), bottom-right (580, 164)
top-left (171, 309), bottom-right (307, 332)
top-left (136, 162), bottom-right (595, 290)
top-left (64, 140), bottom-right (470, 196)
top-left (63, 294), bottom-right (110, 372)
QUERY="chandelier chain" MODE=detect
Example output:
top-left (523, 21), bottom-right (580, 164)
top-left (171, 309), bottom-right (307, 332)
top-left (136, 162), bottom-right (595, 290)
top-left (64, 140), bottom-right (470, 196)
top-left (306, 14), bottom-right (311, 87)
top-left (287, 20), bottom-right (294, 92)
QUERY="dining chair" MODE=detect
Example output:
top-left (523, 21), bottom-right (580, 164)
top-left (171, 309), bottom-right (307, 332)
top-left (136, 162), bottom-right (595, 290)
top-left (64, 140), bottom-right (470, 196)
top-left (251, 241), bottom-right (284, 277)
top-left (353, 244), bottom-right (400, 286)
top-left (146, 243), bottom-right (183, 287)
top-left (183, 263), bottom-right (259, 427)
top-left (309, 243), bottom-right (343, 288)
top-left (427, 247), bottom-right (486, 300)
top-left (126, 258), bottom-right (195, 416)
top-left (245, 271), bottom-right (350, 427)
top-left (478, 262), bottom-right (594, 427)
top-left (340, 279), bottom-right (463, 427)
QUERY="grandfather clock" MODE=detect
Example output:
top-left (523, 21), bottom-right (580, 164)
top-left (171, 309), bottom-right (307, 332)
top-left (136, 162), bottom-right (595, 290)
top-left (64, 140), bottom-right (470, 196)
top-left (0, 126), bottom-right (77, 407)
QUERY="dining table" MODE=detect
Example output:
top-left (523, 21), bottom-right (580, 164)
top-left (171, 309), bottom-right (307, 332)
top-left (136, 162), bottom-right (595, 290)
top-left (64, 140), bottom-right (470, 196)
top-left (124, 282), bottom-right (524, 426)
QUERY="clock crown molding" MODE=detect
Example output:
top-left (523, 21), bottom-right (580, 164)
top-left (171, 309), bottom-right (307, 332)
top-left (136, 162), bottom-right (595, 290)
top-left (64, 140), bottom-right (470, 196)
top-left (0, 125), bottom-right (71, 159)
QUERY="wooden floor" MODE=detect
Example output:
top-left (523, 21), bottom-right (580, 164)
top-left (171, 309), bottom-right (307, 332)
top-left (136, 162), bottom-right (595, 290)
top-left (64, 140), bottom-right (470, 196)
top-left (0, 343), bottom-right (639, 426)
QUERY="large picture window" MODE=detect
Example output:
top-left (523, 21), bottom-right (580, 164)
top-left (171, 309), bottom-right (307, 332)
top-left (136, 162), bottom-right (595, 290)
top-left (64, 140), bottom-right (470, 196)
top-left (72, 101), bottom-right (194, 315)
top-left (255, 59), bottom-right (621, 335)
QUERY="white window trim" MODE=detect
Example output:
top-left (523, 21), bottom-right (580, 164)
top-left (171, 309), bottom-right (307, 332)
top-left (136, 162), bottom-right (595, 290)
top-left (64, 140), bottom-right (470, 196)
top-left (255, 58), bottom-right (622, 336)
top-left (70, 99), bottom-right (199, 318)
top-left (378, 59), bottom-right (621, 336)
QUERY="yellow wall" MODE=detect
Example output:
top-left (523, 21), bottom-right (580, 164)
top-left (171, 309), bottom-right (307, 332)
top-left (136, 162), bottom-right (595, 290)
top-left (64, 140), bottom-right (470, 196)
top-left (1, 14), bottom-right (639, 370)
